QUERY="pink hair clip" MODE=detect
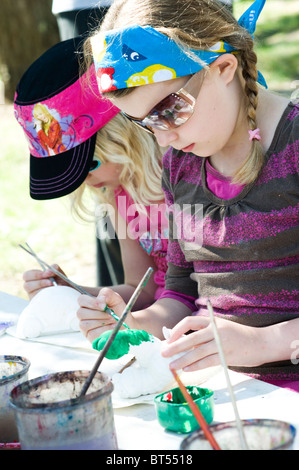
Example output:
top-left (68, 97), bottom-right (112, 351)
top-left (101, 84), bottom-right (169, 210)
top-left (248, 128), bottom-right (261, 141)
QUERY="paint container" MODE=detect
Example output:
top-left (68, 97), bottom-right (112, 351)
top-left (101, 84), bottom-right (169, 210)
top-left (154, 386), bottom-right (214, 434)
top-left (10, 370), bottom-right (117, 450)
top-left (0, 355), bottom-right (30, 443)
top-left (180, 419), bottom-right (296, 450)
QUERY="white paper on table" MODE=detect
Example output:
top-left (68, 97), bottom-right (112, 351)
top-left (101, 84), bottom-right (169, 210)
top-left (6, 325), bottom-right (94, 352)
top-left (0, 292), bottom-right (28, 326)
top-left (0, 292), bottom-right (29, 335)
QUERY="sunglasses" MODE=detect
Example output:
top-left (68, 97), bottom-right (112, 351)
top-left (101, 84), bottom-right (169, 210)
top-left (121, 71), bottom-right (206, 134)
top-left (89, 157), bottom-right (101, 172)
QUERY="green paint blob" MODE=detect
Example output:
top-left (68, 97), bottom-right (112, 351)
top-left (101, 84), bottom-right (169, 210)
top-left (92, 329), bottom-right (154, 360)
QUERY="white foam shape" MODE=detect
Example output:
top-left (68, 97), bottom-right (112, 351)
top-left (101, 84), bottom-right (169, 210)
top-left (112, 337), bottom-right (182, 399)
top-left (16, 286), bottom-right (80, 338)
top-left (162, 326), bottom-right (171, 340)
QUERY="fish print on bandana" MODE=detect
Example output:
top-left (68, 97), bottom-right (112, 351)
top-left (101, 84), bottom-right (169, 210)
top-left (122, 44), bottom-right (147, 62)
top-left (122, 44), bottom-right (176, 87)
top-left (91, 0), bottom-right (267, 93)
top-left (126, 64), bottom-right (177, 88)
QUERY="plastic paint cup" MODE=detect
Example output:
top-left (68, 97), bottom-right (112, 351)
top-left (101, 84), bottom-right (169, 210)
top-left (180, 419), bottom-right (296, 450)
top-left (10, 370), bottom-right (117, 450)
top-left (154, 386), bottom-right (214, 434)
top-left (0, 355), bottom-right (30, 442)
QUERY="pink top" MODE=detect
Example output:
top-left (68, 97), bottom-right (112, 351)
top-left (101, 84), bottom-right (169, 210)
top-left (205, 159), bottom-right (245, 199)
top-left (114, 187), bottom-right (168, 299)
top-left (159, 160), bottom-right (245, 312)
top-left (161, 101), bottom-right (299, 386)
top-left (114, 163), bottom-right (243, 307)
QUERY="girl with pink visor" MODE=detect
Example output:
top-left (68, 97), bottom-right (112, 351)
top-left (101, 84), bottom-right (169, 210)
top-left (15, 37), bottom-right (170, 322)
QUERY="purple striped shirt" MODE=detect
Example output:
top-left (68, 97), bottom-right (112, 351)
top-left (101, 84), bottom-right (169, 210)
top-left (162, 101), bottom-right (299, 383)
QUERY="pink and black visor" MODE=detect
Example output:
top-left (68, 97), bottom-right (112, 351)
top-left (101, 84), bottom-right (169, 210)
top-left (14, 37), bottom-right (119, 200)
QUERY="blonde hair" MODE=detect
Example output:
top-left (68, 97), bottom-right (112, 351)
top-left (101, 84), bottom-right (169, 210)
top-left (33, 103), bottom-right (53, 135)
top-left (71, 112), bottom-right (163, 220)
top-left (86, 0), bottom-right (264, 185)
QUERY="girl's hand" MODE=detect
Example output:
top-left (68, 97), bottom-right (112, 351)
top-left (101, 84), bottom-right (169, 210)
top-left (77, 287), bottom-right (127, 343)
top-left (23, 264), bottom-right (67, 300)
top-left (161, 315), bottom-right (264, 372)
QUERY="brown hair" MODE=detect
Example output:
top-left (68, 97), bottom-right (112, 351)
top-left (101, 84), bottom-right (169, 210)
top-left (84, 0), bottom-right (264, 184)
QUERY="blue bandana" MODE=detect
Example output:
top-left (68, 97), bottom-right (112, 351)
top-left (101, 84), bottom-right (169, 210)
top-left (91, 0), bottom-right (267, 92)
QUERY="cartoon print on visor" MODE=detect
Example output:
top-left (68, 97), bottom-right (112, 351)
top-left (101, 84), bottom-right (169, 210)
top-left (32, 103), bottom-right (67, 156)
top-left (14, 101), bottom-right (87, 158)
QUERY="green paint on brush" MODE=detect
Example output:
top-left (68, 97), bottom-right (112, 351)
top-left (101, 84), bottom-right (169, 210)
top-left (92, 329), bottom-right (154, 360)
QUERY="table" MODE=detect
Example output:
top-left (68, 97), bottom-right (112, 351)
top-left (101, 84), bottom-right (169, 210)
top-left (1, 290), bottom-right (298, 451)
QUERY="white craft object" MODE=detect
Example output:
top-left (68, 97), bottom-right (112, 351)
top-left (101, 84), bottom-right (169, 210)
top-left (112, 336), bottom-right (181, 399)
top-left (16, 286), bottom-right (81, 338)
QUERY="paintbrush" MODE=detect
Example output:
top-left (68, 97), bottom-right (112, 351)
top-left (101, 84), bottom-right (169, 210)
top-left (19, 243), bottom-right (130, 329)
top-left (207, 299), bottom-right (248, 450)
top-left (24, 242), bottom-right (57, 286)
top-left (78, 267), bottom-right (153, 398)
top-left (171, 369), bottom-right (221, 450)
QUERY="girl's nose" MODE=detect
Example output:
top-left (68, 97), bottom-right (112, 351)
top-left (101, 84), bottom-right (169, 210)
top-left (153, 128), bottom-right (178, 147)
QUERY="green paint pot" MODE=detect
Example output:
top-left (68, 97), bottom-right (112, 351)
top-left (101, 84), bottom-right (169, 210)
top-left (154, 386), bottom-right (214, 434)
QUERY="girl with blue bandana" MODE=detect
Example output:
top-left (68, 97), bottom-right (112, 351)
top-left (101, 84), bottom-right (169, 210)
top-left (80, 0), bottom-right (299, 391)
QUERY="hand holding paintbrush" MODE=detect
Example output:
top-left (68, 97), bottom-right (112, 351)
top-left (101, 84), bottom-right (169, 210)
top-left (79, 267), bottom-right (153, 397)
top-left (19, 242), bottom-right (130, 328)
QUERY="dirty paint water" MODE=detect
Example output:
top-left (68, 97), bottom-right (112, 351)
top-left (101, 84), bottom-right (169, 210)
top-left (0, 355), bottom-right (30, 442)
top-left (10, 370), bottom-right (117, 450)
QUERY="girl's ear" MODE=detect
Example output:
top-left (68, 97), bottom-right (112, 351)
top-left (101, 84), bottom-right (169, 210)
top-left (210, 53), bottom-right (239, 85)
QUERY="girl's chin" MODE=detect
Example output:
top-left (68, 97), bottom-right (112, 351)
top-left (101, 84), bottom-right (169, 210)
top-left (181, 143), bottom-right (195, 153)
top-left (189, 144), bottom-right (215, 158)
top-left (178, 142), bottom-right (211, 157)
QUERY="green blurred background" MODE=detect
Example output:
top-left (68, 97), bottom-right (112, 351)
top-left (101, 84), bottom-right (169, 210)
top-left (0, 0), bottom-right (298, 298)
